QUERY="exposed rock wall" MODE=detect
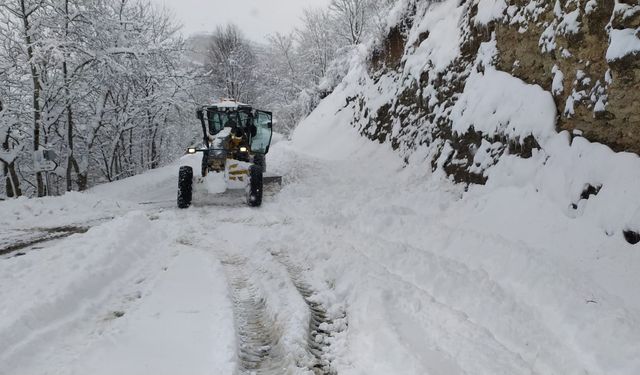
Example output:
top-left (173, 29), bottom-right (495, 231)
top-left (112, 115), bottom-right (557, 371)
top-left (345, 0), bottom-right (640, 184)
top-left (496, 0), bottom-right (640, 153)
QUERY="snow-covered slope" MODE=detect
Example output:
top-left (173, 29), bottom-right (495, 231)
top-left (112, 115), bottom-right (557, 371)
top-left (292, 78), bottom-right (640, 374)
top-left (356, 0), bottom-right (640, 154)
top-left (321, 0), bottom-right (640, 243)
top-left (0, 100), bottom-right (639, 374)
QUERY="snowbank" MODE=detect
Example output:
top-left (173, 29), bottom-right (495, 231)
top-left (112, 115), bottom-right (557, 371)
top-left (450, 38), bottom-right (557, 141)
top-left (292, 61), bottom-right (396, 162)
top-left (451, 66), bottom-right (557, 140)
top-left (283, 2), bottom-right (640, 372)
top-left (0, 213), bottom-right (166, 369)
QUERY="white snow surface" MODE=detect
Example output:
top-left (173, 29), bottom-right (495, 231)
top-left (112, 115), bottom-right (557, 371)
top-left (451, 41), bottom-right (557, 141)
top-left (474, 0), bottom-right (507, 25)
top-left (552, 64), bottom-right (565, 96)
top-left (451, 66), bottom-right (557, 140)
top-left (209, 99), bottom-right (250, 108)
top-left (3, 1), bottom-right (640, 373)
top-left (1, 77), bottom-right (639, 375)
top-left (607, 28), bottom-right (640, 62)
top-left (405, 0), bottom-right (465, 76)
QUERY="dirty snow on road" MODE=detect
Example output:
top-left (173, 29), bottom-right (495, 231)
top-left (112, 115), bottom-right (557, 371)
top-left (2, 92), bottom-right (640, 374)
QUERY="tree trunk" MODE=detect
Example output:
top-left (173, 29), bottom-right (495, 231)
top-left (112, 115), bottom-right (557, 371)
top-left (63, 0), bottom-right (78, 192)
top-left (1, 125), bottom-right (22, 198)
top-left (3, 162), bottom-right (22, 198)
top-left (20, 0), bottom-right (45, 196)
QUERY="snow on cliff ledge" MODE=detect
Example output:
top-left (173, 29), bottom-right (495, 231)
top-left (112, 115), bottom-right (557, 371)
top-left (607, 28), bottom-right (640, 62)
top-left (451, 40), bottom-right (557, 141)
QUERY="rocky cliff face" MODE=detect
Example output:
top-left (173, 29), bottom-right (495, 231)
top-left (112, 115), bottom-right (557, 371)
top-left (496, 0), bottom-right (640, 153)
top-left (342, 0), bottom-right (640, 184)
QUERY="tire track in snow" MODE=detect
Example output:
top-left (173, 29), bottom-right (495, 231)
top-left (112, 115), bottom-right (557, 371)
top-left (272, 251), bottom-right (346, 375)
top-left (341, 239), bottom-right (539, 374)
top-left (0, 215), bottom-right (117, 258)
top-left (0, 226), bottom-right (89, 256)
top-left (221, 255), bottom-right (287, 374)
top-left (340, 228), bottom-right (594, 373)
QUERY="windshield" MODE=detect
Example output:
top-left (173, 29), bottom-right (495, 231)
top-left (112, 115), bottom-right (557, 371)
top-left (206, 110), bottom-right (251, 136)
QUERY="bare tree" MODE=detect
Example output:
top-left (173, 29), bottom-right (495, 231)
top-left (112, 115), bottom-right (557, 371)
top-left (1, 0), bottom-right (46, 196)
top-left (297, 8), bottom-right (336, 82)
top-left (205, 24), bottom-right (257, 103)
top-left (0, 99), bottom-right (22, 197)
top-left (0, 0), bottom-right (395, 197)
top-left (0, 0), bottom-right (193, 196)
top-left (329, 0), bottom-right (372, 45)
top-left (251, 0), bottom-right (394, 134)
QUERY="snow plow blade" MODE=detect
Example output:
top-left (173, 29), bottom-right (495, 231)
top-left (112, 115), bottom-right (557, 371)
top-left (264, 175), bottom-right (282, 185)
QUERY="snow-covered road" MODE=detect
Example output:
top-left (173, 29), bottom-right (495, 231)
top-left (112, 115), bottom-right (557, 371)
top-left (1, 115), bottom-right (640, 374)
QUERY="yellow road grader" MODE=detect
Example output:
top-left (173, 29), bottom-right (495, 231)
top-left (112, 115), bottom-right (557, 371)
top-left (177, 100), bottom-right (274, 208)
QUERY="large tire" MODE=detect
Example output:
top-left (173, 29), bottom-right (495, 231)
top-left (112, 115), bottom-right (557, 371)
top-left (253, 153), bottom-right (266, 172)
top-left (247, 164), bottom-right (263, 207)
top-left (177, 166), bottom-right (193, 209)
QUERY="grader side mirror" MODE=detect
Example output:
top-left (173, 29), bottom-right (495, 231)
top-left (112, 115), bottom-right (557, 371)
top-left (196, 109), bottom-right (203, 120)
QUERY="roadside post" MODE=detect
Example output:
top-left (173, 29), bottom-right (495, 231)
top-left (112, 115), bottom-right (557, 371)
top-left (34, 149), bottom-right (59, 196)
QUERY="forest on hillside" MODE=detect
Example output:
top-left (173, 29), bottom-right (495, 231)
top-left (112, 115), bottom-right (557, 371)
top-left (0, 0), bottom-right (394, 198)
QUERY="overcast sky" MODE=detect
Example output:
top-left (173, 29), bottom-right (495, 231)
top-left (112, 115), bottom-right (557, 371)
top-left (150, 0), bottom-right (332, 41)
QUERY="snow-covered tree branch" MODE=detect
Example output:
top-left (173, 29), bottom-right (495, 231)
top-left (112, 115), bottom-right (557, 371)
top-left (0, 0), bottom-right (194, 197)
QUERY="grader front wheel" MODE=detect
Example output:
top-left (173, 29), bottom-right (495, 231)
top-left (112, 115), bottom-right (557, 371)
top-left (247, 164), bottom-right (263, 207)
top-left (177, 166), bottom-right (193, 209)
